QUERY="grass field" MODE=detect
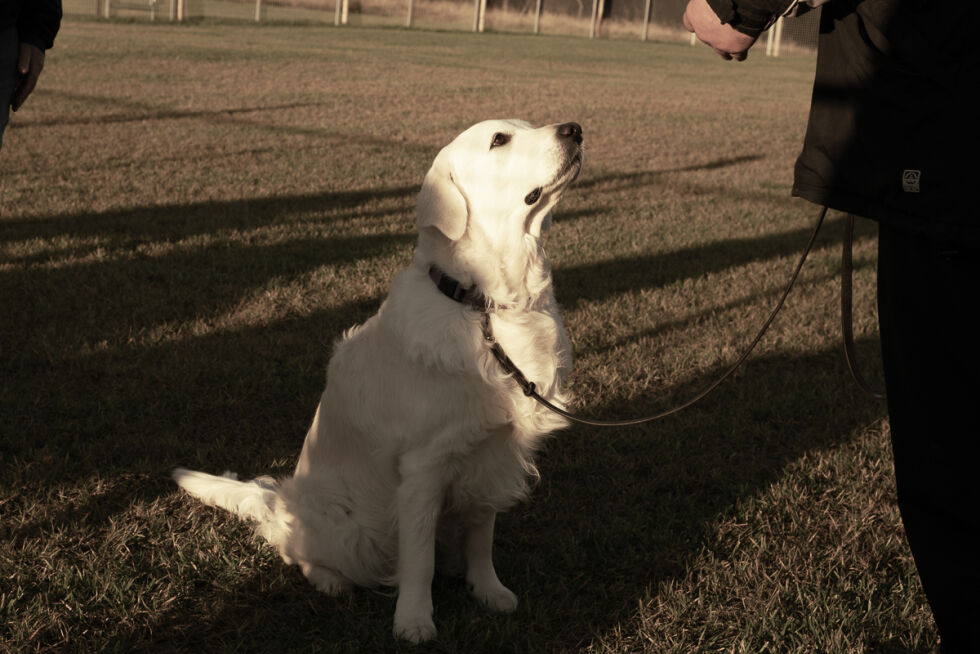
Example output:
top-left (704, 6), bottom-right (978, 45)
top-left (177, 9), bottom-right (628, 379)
top-left (0, 18), bottom-right (936, 653)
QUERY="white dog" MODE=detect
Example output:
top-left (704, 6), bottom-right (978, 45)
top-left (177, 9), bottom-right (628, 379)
top-left (173, 119), bottom-right (583, 643)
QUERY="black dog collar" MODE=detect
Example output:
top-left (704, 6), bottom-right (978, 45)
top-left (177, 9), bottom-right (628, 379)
top-left (428, 265), bottom-right (506, 312)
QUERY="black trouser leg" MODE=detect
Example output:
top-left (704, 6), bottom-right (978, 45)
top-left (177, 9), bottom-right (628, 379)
top-left (877, 223), bottom-right (980, 653)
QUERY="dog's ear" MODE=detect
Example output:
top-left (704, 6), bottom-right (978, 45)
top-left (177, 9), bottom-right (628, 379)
top-left (417, 155), bottom-right (468, 241)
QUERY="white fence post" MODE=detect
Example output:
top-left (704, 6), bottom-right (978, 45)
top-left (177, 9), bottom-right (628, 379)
top-left (533, 0), bottom-right (542, 34)
top-left (642, 0), bottom-right (652, 40)
top-left (589, 0), bottom-right (598, 38)
top-left (406, 0), bottom-right (413, 27)
top-left (473, 0), bottom-right (486, 32)
top-left (254, 0), bottom-right (262, 22)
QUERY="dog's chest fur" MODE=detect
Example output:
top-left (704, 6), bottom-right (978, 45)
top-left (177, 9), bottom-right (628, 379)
top-left (386, 265), bottom-right (571, 512)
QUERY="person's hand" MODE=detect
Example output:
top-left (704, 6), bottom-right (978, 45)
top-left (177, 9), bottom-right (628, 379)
top-left (11, 43), bottom-right (45, 112)
top-left (683, 0), bottom-right (758, 61)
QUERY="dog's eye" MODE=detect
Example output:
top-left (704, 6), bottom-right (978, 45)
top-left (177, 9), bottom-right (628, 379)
top-left (490, 133), bottom-right (511, 149)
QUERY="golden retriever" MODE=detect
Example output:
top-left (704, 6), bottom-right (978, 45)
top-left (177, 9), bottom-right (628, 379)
top-left (173, 119), bottom-right (583, 642)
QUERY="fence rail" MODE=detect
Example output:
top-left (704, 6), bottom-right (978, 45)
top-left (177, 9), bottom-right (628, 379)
top-left (67, 0), bottom-right (819, 55)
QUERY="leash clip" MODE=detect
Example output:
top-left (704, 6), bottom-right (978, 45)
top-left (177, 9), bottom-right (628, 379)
top-left (480, 312), bottom-right (495, 343)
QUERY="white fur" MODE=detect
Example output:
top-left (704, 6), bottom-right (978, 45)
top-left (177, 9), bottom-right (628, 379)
top-left (173, 119), bottom-right (583, 643)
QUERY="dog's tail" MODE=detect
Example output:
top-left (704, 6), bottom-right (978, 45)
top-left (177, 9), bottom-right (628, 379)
top-left (172, 468), bottom-right (278, 524)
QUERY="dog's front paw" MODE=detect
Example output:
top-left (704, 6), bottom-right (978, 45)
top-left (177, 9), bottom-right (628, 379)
top-left (393, 612), bottom-right (437, 644)
top-left (469, 578), bottom-right (518, 613)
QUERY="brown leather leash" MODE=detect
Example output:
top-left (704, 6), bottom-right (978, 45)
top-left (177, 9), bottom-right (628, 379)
top-left (433, 205), bottom-right (883, 428)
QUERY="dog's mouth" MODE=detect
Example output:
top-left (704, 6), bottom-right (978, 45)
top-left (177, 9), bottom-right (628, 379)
top-left (554, 146), bottom-right (584, 188)
top-left (526, 149), bottom-right (582, 205)
top-left (561, 151), bottom-right (583, 184)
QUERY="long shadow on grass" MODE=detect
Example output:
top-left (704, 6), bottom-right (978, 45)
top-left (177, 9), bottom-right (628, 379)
top-left (554, 212), bottom-right (866, 308)
top-left (0, 294), bottom-right (383, 526)
top-left (19, 92), bottom-right (328, 128)
top-left (580, 256), bottom-right (878, 359)
top-left (0, 187), bottom-right (420, 357)
top-left (20, 89), bottom-right (435, 152)
top-left (571, 154), bottom-right (766, 194)
top-left (14, 90), bottom-right (437, 158)
top-left (0, 230), bottom-right (413, 358)
top-left (0, 185), bottom-right (420, 246)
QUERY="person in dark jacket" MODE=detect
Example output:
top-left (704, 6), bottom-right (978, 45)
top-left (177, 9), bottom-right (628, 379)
top-left (0, 0), bottom-right (62, 151)
top-left (685, 0), bottom-right (978, 652)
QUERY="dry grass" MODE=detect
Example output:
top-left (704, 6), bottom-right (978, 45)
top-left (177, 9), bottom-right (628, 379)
top-left (1, 18), bottom-right (933, 653)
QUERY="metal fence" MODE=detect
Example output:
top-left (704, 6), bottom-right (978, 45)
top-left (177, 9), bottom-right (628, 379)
top-left (64, 0), bottom-right (819, 55)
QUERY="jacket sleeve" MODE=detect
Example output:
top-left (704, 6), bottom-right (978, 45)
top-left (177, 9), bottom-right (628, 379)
top-left (17, 0), bottom-right (63, 50)
top-left (705, 0), bottom-right (799, 38)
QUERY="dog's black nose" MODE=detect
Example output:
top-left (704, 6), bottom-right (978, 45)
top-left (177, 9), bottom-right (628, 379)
top-left (557, 122), bottom-right (583, 144)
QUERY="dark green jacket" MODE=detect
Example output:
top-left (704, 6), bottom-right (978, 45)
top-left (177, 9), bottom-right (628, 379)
top-left (710, 0), bottom-right (978, 243)
top-left (0, 0), bottom-right (63, 50)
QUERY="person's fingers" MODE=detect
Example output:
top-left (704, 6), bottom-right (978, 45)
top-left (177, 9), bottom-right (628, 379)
top-left (684, 0), bottom-right (753, 62)
top-left (17, 44), bottom-right (31, 75)
top-left (11, 45), bottom-right (44, 112)
top-left (11, 73), bottom-right (36, 111)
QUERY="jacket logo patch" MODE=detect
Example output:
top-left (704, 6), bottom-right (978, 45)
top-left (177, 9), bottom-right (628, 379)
top-left (903, 169), bottom-right (921, 193)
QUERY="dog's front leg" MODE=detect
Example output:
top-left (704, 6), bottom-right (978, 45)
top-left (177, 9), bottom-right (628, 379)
top-left (393, 456), bottom-right (445, 643)
top-left (466, 510), bottom-right (518, 612)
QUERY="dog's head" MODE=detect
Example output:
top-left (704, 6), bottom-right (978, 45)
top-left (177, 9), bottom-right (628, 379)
top-left (417, 119), bottom-right (583, 245)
